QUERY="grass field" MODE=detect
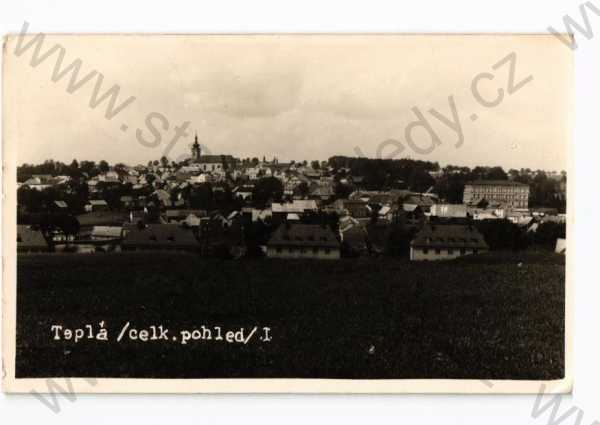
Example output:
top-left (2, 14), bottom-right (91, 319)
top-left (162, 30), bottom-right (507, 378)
top-left (16, 251), bottom-right (565, 379)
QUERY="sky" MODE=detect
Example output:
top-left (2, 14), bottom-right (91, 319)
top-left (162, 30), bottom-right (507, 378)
top-left (5, 34), bottom-right (572, 171)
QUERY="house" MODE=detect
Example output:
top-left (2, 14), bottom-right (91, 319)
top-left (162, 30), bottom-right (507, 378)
top-left (17, 225), bottom-right (48, 253)
top-left (266, 223), bottom-right (341, 259)
top-left (233, 185), bottom-right (254, 201)
top-left (85, 199), bottom-right (109, 212)
top-left (23, 176), bottom-right (52, 191)
top-left (429, 204), bottom-right (467, 219)
top-left (153, 189), bottom-right (171, 207)
top-left (402, 194), bottom-right (435, 214)
top-left (164, 209), bottom-right (207, 224)
top-left (309, 184), bottom-right (334, 201)
top-left (90, 226), bottom-right (123, 241)
top-left (53, 200), bottom-right (68, 211)
top-left (76, 211), bottom-right (129, 228)
top-left (241, 207), bottom-right (272, 223)
top-left (271, 200), bottom-right (318, 222)
top-left (338, 216), bottom-right (369, 255)
top-left (333, 199), bottom-right (371, 219)
top-left (122, 224), bottom-right (200, 252)
top-left (184, 214), bottom-right (202, 227)
top-left (402, 203), bottom-right (424, 221)
top-left (555, 238), bottom-right (566, 254)
top-left (410, 224), bottom-right (489, 261)
top-left (120, 196), bottom-right (134, 208)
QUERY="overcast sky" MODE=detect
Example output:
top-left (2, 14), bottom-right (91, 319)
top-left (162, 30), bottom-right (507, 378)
top-left (5, 34), bottom-right (571, 171)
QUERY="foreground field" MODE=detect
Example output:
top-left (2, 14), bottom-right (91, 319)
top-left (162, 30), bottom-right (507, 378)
top-left (16, 252), bottom-right (565, 379)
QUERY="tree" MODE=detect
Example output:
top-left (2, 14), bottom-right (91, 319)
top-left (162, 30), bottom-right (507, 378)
top-left (146, 174), bottom-right (156, 186)
top-left (487, 166), bottom-right (508, 180)
top-left (311, 160), bottom-right (320, 170)
top-left (533, 222), bottom-right (566, 248)
top-left (189, 183), bottom-right (214, 209)
top-left (407, 168), bottom-right (435, 193)
top-left (252, 177), bottom-right (283, 207)
top-left (160, 156), bottom-right (169, 168)
top-left (114, 163), bottom-right (127, 174)
top-left (385, 223), bottom-right (413, 257)
top-left (98, 160), bottom-right (110, 173)
top-left (296, 182), bottom-right (310, 198)
top-left (475, 219), bottom-right (529, 251)
top-left (334, 183), bottom-right (353, 200)
top-left (79, 160), bottom-right (97, 177)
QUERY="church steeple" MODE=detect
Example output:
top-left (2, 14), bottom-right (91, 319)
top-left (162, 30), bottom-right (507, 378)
top-left (191, 132), bottom-right (201, 162)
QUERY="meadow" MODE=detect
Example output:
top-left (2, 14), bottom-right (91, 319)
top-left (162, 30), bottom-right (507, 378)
top-left (16, 251), bottom-right (565, 379)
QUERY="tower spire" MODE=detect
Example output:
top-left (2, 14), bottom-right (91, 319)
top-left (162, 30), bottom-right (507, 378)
top-left (191, 132), bottom-right (201, 162)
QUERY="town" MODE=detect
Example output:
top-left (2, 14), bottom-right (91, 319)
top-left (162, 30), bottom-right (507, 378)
top-left (16, 135), bottom-right (567, 260)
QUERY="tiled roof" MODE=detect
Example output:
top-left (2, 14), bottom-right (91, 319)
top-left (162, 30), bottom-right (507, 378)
top-left (77, 211), bottom-right (128, 227)
top-left (123, 224), bottom-right (199, 249)
top-left (411, 224), bottom-right (488, 249)
top-left (268, 223), bottom-right (340, 248)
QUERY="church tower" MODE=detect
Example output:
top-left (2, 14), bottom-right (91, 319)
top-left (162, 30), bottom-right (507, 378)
top-left (191, 133), bottom-right (201, 162)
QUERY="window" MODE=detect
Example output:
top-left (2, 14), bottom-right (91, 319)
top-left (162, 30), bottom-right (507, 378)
top-left (300, 248), bottom-right (306, 254)
top-left (324, 248), bottom-right (331, 254)
top-left (460, 248), bottom-right (466, 255)
top-left (435, 248), bottom-right (441, 255)
top-left (313, 247), bottom-right (319, 254)
top-left (276, 247), bottom-right (282, 253)
top-left (448, 248), bottom-right (454, 254)
top-left (473, 249), bottom-right (479, 254)
top-left (423, 248), bottom-right (429, 254)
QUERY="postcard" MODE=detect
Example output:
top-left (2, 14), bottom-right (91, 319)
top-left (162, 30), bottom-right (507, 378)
top-left (2, 33), bottom-right (572, 393)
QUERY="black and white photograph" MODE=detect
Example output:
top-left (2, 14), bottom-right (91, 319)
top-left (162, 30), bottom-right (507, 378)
top-left (3, 32), bottom-right (571, 394)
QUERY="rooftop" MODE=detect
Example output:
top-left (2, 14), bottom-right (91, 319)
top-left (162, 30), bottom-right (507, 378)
top-left (123, 224), bottom-right (199, 248)
top-left (467, 180), bottom-right (528, 187)
top-left (17, 225), bottom-right (48, 249)
top-left (411, 224), bottom-right (489, 249)
top-left (268, 223), bottom-right (340, 248)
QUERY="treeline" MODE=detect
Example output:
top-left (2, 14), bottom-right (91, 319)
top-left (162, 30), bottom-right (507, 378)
top-left (328, 156), bottom-right (440, 192)
top-left (328, 157), bottom-right (566, 211)
top-left (17, 159), bottom-right (111, 182)
top-left (433, 166), bottom-right (566, 211)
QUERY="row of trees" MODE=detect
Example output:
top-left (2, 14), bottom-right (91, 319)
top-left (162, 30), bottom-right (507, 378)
top-left (433, 167), bottom-right (566, 211)
top-left (17, 159), bottom-right (113, 182)
top-left (327, 157), bottom-right (566, 211)
top-left (329, 156), bottom-right (440, 192)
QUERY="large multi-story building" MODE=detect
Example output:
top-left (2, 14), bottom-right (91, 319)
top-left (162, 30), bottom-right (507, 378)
top-left (463, 180), bottom-right (530, 209)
